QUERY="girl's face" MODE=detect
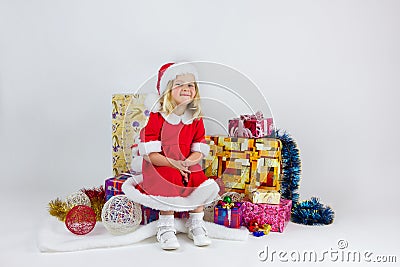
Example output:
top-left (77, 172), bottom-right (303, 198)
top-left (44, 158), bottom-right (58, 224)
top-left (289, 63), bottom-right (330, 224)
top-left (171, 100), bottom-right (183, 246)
top-left (170, 74), bottom-right (197, 106)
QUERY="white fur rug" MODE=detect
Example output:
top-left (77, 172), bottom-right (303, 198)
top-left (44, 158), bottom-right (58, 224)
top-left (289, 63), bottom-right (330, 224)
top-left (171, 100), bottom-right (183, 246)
top-left (37, 217), bottom-right (249, 252)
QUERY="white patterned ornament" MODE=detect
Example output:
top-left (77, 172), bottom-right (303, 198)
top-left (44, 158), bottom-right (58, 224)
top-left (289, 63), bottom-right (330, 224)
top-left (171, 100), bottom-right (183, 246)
top-left (65, 191), bottom-right (91, 209)
top-left (101, 195), bottom-right (142, 235)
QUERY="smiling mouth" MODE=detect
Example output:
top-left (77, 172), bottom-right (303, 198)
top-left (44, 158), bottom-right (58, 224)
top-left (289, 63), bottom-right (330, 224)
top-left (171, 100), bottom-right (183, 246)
top-left (180, 94), bottom-right (191, 96)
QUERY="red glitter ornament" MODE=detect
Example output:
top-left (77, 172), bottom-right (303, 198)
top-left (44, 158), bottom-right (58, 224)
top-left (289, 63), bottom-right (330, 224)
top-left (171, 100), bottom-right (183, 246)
top-left (65, 205), bottom-right (96, 235)
top-left (248, 219), bottom-right (260, 232)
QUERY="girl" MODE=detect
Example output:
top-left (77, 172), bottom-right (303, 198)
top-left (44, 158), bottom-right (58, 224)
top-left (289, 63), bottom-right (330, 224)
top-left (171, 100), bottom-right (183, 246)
top-left (122, 62), bottom-right (219, 250)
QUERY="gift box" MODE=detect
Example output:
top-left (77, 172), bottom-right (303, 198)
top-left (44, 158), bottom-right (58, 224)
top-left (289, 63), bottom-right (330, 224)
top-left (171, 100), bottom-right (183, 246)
top-left (214, 203), bottom-right (241, 228)
top-left (112, 94), bottom-right (150, 176)
top-left (229, 111), bottom-right (274, 138)
top-left (140, 206), bottom-right (159, 225)
top-left (140, 207), bottom-right (189, 225)
top-left (104, 174), bottom-right (131, 201)
top-left (175, 211), bottom-right (189, 219)
top-left (240, 199), bottom-right (292, 232)
top-left (202, 136), bottom-right (223, 177)
top-left (248, 189), bottom-right (281, 204)
top-left (204, 136), bottom-right (282, 194)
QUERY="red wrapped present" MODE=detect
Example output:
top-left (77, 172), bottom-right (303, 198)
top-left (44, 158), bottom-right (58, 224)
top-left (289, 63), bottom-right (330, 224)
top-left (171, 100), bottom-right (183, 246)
top-left (141, 206), bottom-right (159, 225)
top-left (105, 174), bottom-right (131, 201)
top-left (140, 207), bottom-right (189, 225)
top-left (229, 111), bottom-right (274, 138)
top-left (214, 202), bottom-right (242, 228)
top-left (240, 199), bottom-right (292, 232)
top-left (175, 211), bottom-right (189, 219)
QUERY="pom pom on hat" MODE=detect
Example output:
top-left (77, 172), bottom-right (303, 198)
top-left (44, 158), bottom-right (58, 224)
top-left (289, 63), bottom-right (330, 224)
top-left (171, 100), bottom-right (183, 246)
top-left (156, 62), bottom-right (199, 95)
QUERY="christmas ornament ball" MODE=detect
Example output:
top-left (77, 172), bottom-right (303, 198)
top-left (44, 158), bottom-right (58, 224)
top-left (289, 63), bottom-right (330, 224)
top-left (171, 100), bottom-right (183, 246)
top-left (65, 205), bottom-right (97, 235)
top-left (221, 192), bottom-right (244, 203)
top-left (101, 195), bottom-right (142, 235)
top-left (66, 191), bottom-right (91, 208)
top-left (223, 196), bottom-right (232, 204)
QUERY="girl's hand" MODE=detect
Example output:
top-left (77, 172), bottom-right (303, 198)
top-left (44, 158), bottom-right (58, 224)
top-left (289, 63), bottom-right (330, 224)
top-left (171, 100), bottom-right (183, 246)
top-left (182, 159), bottom-right (198, 167)
top-left (168, 158), bottom-right (190, 184)
top-left (180, 169), bottom-right (189, 184)
top-left (168, 158), bottom-right (191, 174)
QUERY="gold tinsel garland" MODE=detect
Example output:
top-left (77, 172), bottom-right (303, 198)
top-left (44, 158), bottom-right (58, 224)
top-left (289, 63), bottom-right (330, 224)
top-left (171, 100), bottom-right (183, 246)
top-left (48, 186), bottom-right (106, 222)
top-left (48, 198), bottom-right (69, 221)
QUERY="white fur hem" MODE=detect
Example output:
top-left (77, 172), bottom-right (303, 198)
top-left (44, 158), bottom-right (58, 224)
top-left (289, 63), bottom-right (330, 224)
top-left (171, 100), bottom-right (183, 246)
top-left (131, 156), bottom-right (143, 173)
top-left (138, 141), bottom-right (161, 156)
top-left (121, 176), bottom-right (219, 212)
top-left (38, 217), bottom-right (249, 252)
top-left (191, 142), bottom-right (210, 157)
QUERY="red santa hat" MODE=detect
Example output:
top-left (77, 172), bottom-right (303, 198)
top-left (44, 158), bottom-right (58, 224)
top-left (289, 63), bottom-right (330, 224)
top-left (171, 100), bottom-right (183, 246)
top-left (156, 62), bottom-right (199, 95)
top-left (144, 62), bottom-right (199, 112)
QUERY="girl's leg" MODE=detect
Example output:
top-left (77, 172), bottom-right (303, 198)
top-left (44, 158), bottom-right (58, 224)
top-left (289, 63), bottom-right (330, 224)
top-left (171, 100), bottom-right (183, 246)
top-left (190, 206), bottom-right (204, 213)
top-left (157, 210), bottom-right (180, 250)
top-left (186, 206), bottom-right (212, 247)
top-left (160, 210), bottom-right (174, 215)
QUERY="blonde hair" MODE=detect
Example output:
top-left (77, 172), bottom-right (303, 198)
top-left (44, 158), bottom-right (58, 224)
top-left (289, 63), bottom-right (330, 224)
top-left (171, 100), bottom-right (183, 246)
top-left (159, 79), bottom-right (203, 119)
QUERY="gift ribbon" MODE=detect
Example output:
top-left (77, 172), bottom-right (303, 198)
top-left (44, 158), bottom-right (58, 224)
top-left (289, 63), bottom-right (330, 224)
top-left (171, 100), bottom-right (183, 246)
top-left (218, 201), bottom-right (237, 227)
top-left (227, 208), bottom-right (231, 226)
top-left (240, 111), bottom-right (264, 121)
top-left (237, 119), bottom-right (253, 138)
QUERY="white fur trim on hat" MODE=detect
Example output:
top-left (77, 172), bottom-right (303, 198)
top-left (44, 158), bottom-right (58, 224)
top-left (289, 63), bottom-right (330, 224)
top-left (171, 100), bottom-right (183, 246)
top-left (159, 62), bottom-right (199, 96)
top-left (121, 175), bottom-right (219, 212)
top-left (138, 141), bottom-right (162, 156)
top-left (191, 142), bottom-right (210, 157)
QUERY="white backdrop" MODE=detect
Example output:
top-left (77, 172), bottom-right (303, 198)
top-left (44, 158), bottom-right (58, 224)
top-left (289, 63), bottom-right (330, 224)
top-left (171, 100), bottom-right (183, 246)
top-left (1, 1), bottom-right (399, 266)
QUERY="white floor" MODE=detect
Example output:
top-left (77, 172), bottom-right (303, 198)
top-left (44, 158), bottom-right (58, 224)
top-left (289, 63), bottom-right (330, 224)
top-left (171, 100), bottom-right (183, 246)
top-left (1, 188), bottom-right (399, 267)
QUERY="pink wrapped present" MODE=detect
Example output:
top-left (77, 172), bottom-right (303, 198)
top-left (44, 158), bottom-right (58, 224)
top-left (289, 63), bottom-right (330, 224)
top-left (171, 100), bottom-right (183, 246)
top-left (240, 199), bottom-right (292, 232)
top-left (229, 111), bottom-right (274, 138)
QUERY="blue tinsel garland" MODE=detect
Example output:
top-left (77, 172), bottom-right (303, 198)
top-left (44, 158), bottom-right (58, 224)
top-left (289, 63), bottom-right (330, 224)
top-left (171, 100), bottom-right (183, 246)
top-left (270, 129), bottom-right (301, 203)
top-left (291, 197), bottom-right (335, 225)
top-left (271, 129), bottom-right (335, 226)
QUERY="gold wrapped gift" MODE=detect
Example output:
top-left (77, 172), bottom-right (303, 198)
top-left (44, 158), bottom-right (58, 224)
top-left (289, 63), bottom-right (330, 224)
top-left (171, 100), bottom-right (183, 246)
top-left (111, 94), bottom-right (149, 176)
top-left (205, 135), bottom-right (282, 194)
top-left (249, 189), bottom-right (281, 204)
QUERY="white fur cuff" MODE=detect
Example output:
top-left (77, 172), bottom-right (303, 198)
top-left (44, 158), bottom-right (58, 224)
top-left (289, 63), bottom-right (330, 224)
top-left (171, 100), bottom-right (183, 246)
top-left (122, 177), bottom-right (219, 212)
top-left (191, 142), bottom-right (210, 157)
top-left (138, 141), bottom-right (162, 156)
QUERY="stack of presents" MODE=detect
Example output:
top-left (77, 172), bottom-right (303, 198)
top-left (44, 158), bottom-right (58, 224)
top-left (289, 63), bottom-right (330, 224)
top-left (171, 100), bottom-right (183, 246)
top-left (108, 94), bottom-right (291, 235)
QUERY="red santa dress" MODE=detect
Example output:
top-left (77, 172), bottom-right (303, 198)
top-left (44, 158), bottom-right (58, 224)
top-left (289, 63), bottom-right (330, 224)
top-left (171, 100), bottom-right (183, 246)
top-left (122, 110), bottom-right (219, 212)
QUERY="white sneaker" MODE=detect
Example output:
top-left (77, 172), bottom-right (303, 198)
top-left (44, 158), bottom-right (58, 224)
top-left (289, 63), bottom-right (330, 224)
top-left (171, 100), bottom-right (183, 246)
top-left (186, 212), bottom-right (212, 247)
top-left (157, 215), bottom-right (180, 250)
